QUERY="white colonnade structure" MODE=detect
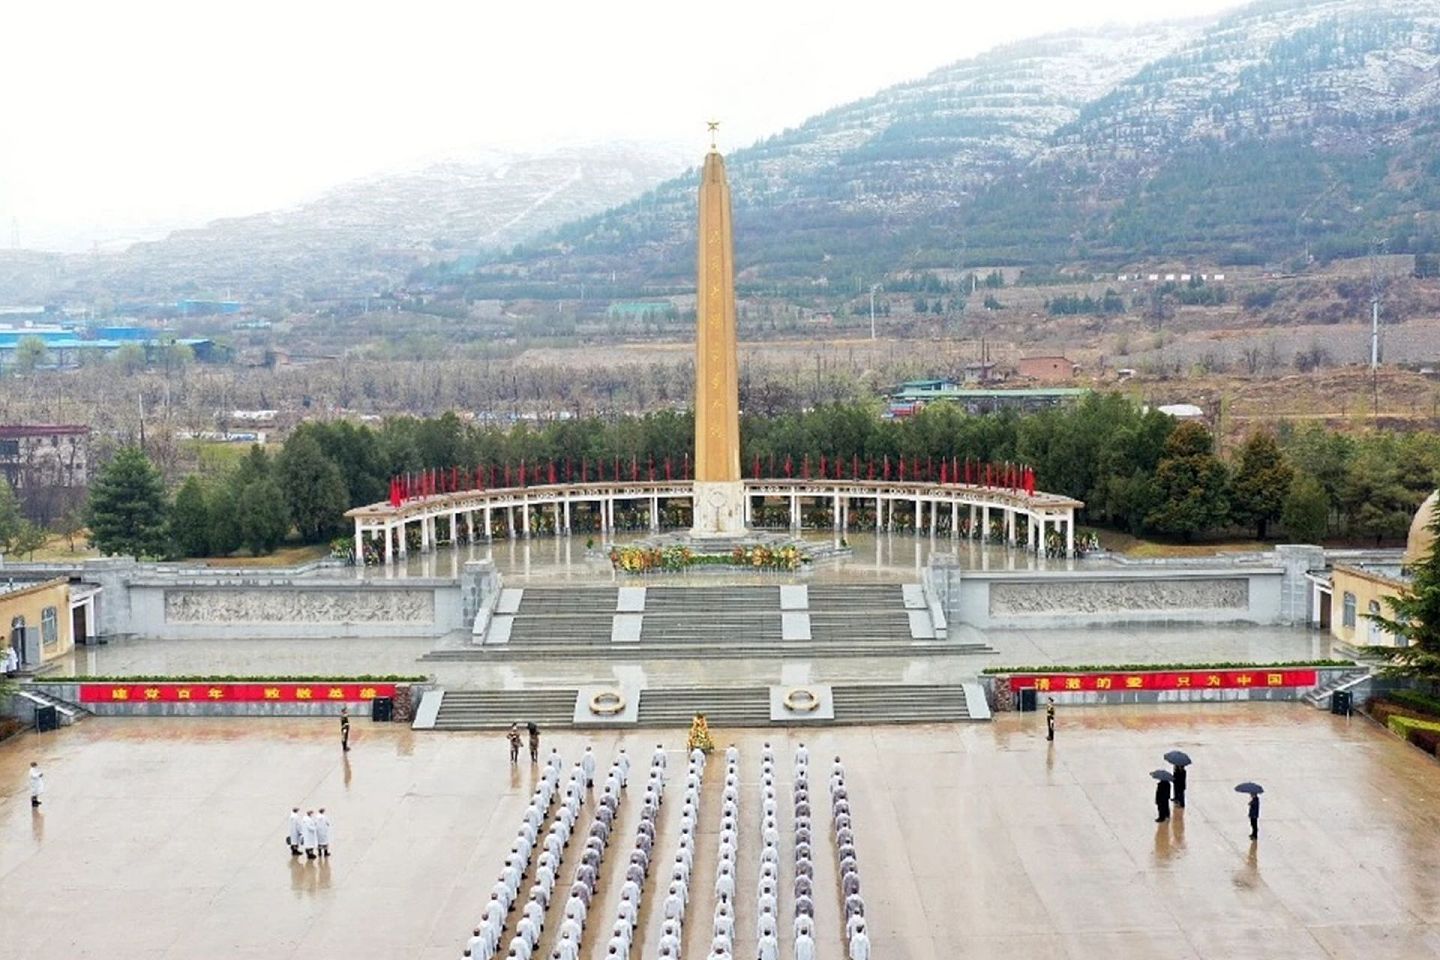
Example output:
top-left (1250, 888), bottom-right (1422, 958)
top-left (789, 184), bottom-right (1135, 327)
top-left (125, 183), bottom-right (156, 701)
top-left (347, 478), bottom-right (1084, 561)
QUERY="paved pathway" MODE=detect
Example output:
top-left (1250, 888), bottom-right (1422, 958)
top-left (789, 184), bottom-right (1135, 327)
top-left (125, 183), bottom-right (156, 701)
top-left (3, 704), bottom-right (1439, 959)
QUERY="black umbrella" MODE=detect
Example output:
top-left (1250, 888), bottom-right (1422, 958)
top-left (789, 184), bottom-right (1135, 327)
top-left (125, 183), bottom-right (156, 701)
top-left (1164, 750), bottom-right (1192, 767)
top-left (1234, 782), bottom-right (1264, 795)
top-left (1150, 769), bottom-right (1174, 782)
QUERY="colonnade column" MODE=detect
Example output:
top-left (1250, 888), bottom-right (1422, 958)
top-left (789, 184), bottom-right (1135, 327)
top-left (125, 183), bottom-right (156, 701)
top-left (466, 511), bottom-right (475, 543)
top-left (791, 494), bottom-right (800, 531)
top-left (397, 520), bottom-right (408, 558)
top-left (1066, 512), bottom-right (1075, 558)
top-left (1035, 516), bottom-right (1045, 555)
top-left (930, 498), bottom-right (937, 537)
top-left (875, 495), bottom-right (883, 533)
top-left (981, 505), bottom-right (991, 541)
top-left (650, 496), bottom-right (659, 532)
top-left (833, 493), bottom-right (841, 532)
top-left (421, 515), bottom-right (433, 552)
top-left (563, 497), bottom-right (571, 534)
top-left (484, 506), bottom-right (493, 541)
top-left (384, 523), bottom-right (395, 564)
top-left (951, 499), bottom-right (958, 539)
top-left (1005, 508), bottom-right (1016, 546)
top-left (353, 519), bottom-right (364, 560)
top-left (914, 495), bottom-right (922, 533)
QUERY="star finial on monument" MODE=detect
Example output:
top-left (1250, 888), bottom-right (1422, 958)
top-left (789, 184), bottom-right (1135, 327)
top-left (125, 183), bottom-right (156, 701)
top-left (707, 119), bottom-right (720, 151)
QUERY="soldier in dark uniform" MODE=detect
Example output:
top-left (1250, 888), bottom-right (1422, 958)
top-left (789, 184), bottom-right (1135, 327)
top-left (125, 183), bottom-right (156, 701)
top-left (1248, 794), bottom-right (1260, 839)
top-left (1154, 776), bottom-right (1171, 823)
top-left (340, 706), bottom-right (351, 752)
top-left (1045, 697), bottom-right (1056, 741)
top-left (1172, 763), bottom-right (1186, 807)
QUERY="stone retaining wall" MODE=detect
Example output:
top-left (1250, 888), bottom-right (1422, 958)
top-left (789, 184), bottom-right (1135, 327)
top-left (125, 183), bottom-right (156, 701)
top-left (23, 683), bottom-right (414, 719)
top-left (982, 668), bottom-right (1351, 711)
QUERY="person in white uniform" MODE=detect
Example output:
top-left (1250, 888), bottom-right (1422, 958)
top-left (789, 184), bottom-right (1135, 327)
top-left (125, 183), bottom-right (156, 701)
top-left (286, 806), bottom-right (302, 854)
top-left (795, 930), bottom-right (815, 960)
top-left (314, 808), bottom-right (332, 857)
top-left (848, 922), bottom-right (871, 960)
top-left (300, 810), bottom-right (318, 860)
top-left (581, 747), bottom-right (597, 788)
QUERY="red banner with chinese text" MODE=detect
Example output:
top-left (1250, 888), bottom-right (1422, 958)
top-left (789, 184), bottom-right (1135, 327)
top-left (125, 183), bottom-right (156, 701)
top-left (77, 682), bottom-right (398, 704)
top-left (1007, 670), bottom-right (1318, 693)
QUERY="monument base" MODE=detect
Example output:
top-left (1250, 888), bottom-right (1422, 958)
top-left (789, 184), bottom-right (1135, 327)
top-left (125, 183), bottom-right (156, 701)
top-left (690, 480), bottom-right (747, 538)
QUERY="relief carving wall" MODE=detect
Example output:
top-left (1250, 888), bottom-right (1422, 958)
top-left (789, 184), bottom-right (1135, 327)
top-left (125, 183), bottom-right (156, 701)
top-left (990, 578), bottom-right (1248, 616)
top-left (165, 589), bottom-right (434, 624)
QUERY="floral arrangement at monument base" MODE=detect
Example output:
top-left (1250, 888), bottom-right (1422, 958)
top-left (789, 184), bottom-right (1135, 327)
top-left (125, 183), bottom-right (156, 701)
top-left (687, 713), bottom-right (715, 753)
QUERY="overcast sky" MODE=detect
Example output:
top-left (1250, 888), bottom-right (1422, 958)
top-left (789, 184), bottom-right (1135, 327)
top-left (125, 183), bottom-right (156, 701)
top-left (1, 0), bottom-right (1242, 252)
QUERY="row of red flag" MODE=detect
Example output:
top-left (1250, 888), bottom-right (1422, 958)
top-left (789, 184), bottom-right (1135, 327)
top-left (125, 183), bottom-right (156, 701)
top-left (389, 456), bottom-right (1036, 507)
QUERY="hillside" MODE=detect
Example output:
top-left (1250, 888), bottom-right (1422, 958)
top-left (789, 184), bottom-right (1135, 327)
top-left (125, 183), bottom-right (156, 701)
top-left (456, 0), bottom-right (1440, 300)
top-left (0, 142), bottom-right (687, 302)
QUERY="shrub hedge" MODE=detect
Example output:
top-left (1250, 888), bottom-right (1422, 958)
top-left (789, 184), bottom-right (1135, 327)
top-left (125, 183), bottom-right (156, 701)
top-left (1385, 689), bottom-right (1440, 720)
top-left (1387, 715), bottom-right (1440, 756)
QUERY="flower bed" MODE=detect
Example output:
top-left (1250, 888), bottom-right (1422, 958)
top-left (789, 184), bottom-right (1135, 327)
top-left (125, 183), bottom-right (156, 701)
top-left (609, 543), bottom-right (809, 573)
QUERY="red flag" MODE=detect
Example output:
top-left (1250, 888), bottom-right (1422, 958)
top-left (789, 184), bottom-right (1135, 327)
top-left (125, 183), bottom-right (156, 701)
top-left (548, 462), bottom-right (556, 485)
top-left (753, 454), bottom-right (761, 479)
top-left (899, 458), bottom-right (906, 481)
top-left (802, 455), bottom-right (810, 480)
top-left (867, 459), bottom-right (875, 481)
top-left (940, 461), bottom-right (948, 484)
top-left (784, 455), bottom-right (793, 478)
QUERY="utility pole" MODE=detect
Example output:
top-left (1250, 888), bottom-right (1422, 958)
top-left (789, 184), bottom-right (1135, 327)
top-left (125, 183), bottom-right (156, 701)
top-left (869, 284), bottom-right (881, 341)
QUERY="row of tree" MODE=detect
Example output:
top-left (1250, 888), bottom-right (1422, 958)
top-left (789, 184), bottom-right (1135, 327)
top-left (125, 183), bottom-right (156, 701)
top-left (82, 394), bottom-right (1440, 558)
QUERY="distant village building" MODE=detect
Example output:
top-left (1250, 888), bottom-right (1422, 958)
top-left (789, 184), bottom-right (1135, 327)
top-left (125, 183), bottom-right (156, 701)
top-left (885, 379), bottom-right (1088, 418)
top-left (1155, 403), bottom-right (1206, 421)
top-left (1, 577), bottom-right (95, 669)
top-left (1017, 356), bottom-right (1076, 383)
top-left (0, 424), bottom-right (89, 524)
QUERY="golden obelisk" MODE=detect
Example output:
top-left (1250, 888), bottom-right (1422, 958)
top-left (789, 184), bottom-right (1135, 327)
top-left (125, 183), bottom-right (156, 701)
top-left (691, 122), bottom-right (746, 537)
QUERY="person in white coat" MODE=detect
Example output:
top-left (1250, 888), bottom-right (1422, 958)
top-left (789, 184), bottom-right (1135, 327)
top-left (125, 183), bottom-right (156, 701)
top-left (315, 807), bottom-right (332, 857)
top-left (795, 930), bottom-right (816, 960)
top-left (848, 923), bottom-right (871, 960)
top-left (757, 931), bottom-right (779, 960)
top-left (28, 762), bottom-right (44, 808)
top-left (301, 810), bottom-right (319, 860)
top-left (580, 747), bottom-right (597, 788)
top-left (287, 806), bottom-right (303, 855)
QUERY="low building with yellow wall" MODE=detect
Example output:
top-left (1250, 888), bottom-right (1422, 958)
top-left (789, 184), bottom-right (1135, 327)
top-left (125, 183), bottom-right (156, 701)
top-left (1327, 490), bottom-right (1437, 650)
top-left (2, 577), bottom-right (81, 668)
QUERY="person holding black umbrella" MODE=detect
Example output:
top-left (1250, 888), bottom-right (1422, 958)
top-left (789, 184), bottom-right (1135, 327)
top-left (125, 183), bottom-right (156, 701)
top-left (1152, 770), bottom-right (1172, 822)
top-left (1235, 782), bottom-right (1264, 839)
top-left (1164, 750), bottom-right (1191, 808)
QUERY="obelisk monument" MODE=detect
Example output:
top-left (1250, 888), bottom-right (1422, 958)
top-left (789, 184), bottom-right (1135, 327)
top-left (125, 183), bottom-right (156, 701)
top-left (691, 124), bottom-right (746, 537)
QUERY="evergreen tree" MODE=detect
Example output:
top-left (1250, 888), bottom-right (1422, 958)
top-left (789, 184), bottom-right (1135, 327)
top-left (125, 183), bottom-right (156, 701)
top-left (278, 432), bottom-right (349, 542)
top-left (0, 481), bottom-right (25, 554)
top-left (1230, 431), bottom-right (1293, 539)
top-left (1368, 498), bottom-right (1440, 688)
top-left (1281, 474), bottom-right (1329, 542)
top-left (86, 446), bottom-right (169, 558)
top-left (238, 478), bottom-right (289, 555)
top-left (207, 484), bottom-right (242, 557)
top-left (169, 476), bottom-right (212, 558)
top-left (1145, 421), bottom-right (1229, 539)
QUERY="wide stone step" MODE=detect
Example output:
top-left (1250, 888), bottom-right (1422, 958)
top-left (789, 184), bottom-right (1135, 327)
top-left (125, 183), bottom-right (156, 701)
top-left (831, 684), bottom-right (971, 722)
top-left (423, 641), bottom-right (992, 661)
top-left (637, 687), bottom-right (772, 726)
top-left (432, 688), bottom-right (580, 729)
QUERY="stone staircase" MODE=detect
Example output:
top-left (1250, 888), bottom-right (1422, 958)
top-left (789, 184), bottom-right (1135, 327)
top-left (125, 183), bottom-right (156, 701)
top-left (427, 683), bottom-right (978, 729)
top-left (831, 684), bottom-right (971, 722)
top-left (636, 687), bottom-right (777, 726)
top-left (431, 689), bottom-right (579, 730)
top-left (433, 580), bottom-right (995, 661)
top-left (1301, 669), bottom-right (1370, 709)
top-left (13, 687), bottom-right (90, 727)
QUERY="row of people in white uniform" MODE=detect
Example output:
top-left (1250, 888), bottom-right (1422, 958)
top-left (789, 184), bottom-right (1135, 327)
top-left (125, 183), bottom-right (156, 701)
top-left (465, 749), bottom-right (566, 960)
top-left (648, 745), bottom-right (706, 959)
top-left (791, 744), bottom-right (817, 960)
top-left (702, 744), bottom-right (743, 960)
top-left (831, 757), bottom-right (869, 960)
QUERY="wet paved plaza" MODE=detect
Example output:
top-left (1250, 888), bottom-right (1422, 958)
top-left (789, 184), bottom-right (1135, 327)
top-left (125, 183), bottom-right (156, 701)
top-left (4, 704), bottom-right (1440, 959)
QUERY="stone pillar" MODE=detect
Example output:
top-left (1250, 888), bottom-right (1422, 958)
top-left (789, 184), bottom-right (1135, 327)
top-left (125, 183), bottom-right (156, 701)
top-left (833, 494), bottom-right (841, 531)
top-left (951, 499), bottom-right (958, 538)
top-left (969, 503), bottom-right (977, 538)
top-left (791, 494), bottom-right (800, 530)
top-left (353, 518), bottom-right (364, 559)
top-left (563, 497), bottom-right (572, 534)
top-left (450, 511), bottom-right (460, 544)
top-left (506, 506), bottom-right (514, 539)
top-left (384, 523), bottom-right (395, 564)
top-left (397, 520), bottom-right (408, 557)
top-left (914, 496), bottom-right (922, 533)
top-left (930, 498), bottom-right (938, 537)
top-left (522, 501), bottom-right (531, 538)
top-left (1035, 516), bottom-right (1045, 554)
top-left (1005, 509), bottom-right (1015, 546)
top-left (982, 505), bottom-right (991, 541)
top-left (421, 515), bottom-right (433, 552)
top-left (1066, 513), bottom-right (1075, 558)
top-left (650, 496), bottom-right (659, 532)
top-left (466, 510), bottom-right (475, 543)
top-left (875, 495), bottom-right (883, 532)
top-left (484, 505), bottom-right (493, 541)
